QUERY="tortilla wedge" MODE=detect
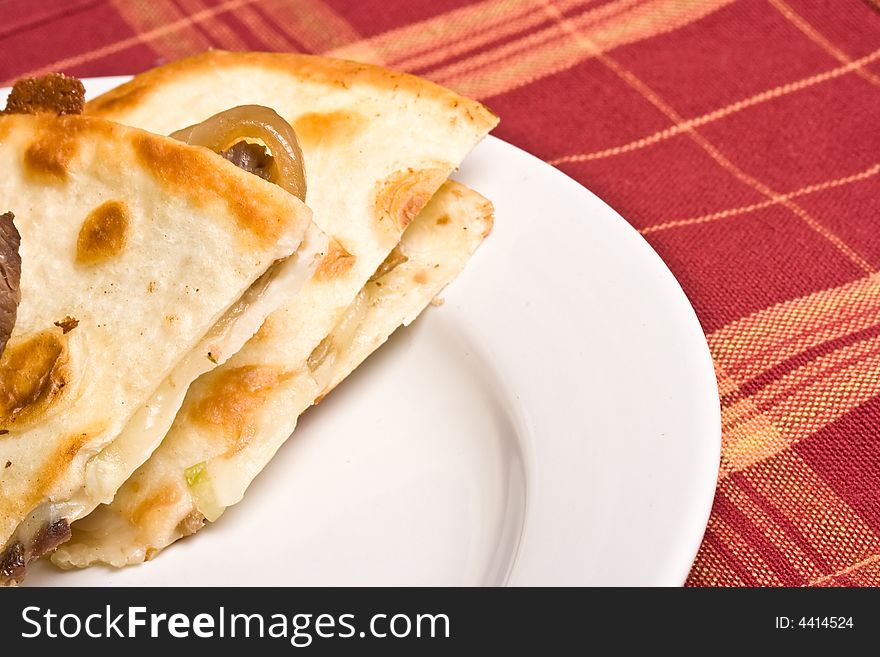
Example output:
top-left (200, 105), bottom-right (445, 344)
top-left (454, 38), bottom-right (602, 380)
top-left (47, 52), bottom-right (495, 570)
top-left (0, 112), bottom-right (318, 583)
top-left (55, 180), bottom-right (492, 568)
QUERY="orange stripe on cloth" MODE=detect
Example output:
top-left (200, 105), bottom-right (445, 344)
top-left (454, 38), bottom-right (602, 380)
top-left (719, 333), bottom-right (880, 476)
top-left (176, 0), bottom-right (250, 50)
top-left (388, 0), bottom-right (613, 73)
top-left (231, 4), bottom-right (297, 52)
top-left (811, 554), bottom-right (880, 586)
top-left (721, 476), bottom-right (826, 583)
top-left (768, 0), bottom-right (880, 87)
top-left (702, 510), bottom-right (786, 586)
top-left (595, 56), bottom-right (873, 272)
top-left (326, 0), bottom-right (569, 66)
top-left (689, 451), bottom-right (880, 586)
top-left (406, 0), bottom-right (733, 98)
top-left (423, 0), bottom-right (643, 85)
top-left (259, 0), bottom-right (363, 54)
top-left (746, 453), bottom-right (880, 576)
top-left (688, 534), bottom-right (750, 587)
top-left (642, 163), bottom-right (880, 234)
top-left (0, 0), bottom-right (260, 86)
top-left (709, 273), bottom-right (880, 383)
top-left (540, 1), bottom-right (874, 273)
top-left (110, 0), bottom-right (212, 61)
top-left (703, 274), bottom-right (880, 484)
top-left (550, 48), bottom-right (880, 166)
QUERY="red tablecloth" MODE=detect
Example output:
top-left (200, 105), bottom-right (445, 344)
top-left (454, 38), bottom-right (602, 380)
top-left (3, 0), bottom-right (880, 587)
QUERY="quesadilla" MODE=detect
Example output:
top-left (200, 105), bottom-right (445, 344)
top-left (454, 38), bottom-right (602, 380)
top-left (55, 180), bottom-right (493, 568)
top-left (50, 51), bottom-right (496, 568)
top-left (0, 108), bottom-right (319, 583)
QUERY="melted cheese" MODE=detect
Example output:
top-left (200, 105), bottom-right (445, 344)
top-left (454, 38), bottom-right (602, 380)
top-left (56, 226), bottom-right (326, 527)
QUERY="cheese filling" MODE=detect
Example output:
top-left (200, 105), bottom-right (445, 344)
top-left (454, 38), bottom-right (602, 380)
top-left (6, 225), bottom-right (327, 565)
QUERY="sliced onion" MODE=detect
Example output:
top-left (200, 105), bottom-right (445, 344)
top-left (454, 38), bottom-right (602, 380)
top-left (171, 105), bottom-right (306, 201)
top-left (368, 245), bottom-right (408, 284)
top-left (307, 288), bottom-right (369, 392)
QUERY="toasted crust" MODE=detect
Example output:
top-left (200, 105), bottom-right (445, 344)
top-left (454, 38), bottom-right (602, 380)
top-left (76, 201), bottom-right (130, 265)
top-left (0, 328), bottom-right (71, 430)
top-left (189, 365), bottom-right (289, 455)
top-left (0, 108), bottom-right (315, 576)
top-left (87, 50), bottom-right (498, 134)
top-left (130, 131), bottom-right (298, 249)
top-left (127, 481), bottom-right (182, 527)
top-left (20, 114), bottom-right (95, 181)
top-left (54, 53), bottom-right (498, 571)
top-left (314, 239), bottom-right (356, 281)
top-left (54, 182), bottom-right (494, 571)
top-left (374, 168), bottom-right (449, 232)
top-left (0, 427), bottom-right (101, 528)
top-left (1, 113), bottom-right (311, 250)
top-left (292, 110), bottom-right (367, 148)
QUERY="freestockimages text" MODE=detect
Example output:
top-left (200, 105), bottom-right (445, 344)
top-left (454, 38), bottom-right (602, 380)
top-left (20, 606), bottom-right (450, 646)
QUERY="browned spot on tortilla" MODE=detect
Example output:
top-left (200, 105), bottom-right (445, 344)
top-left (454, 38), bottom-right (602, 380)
top-left (85, 52), bottom-right (498, 136)
top-left (147, 281), bottom-right (157, 293)
top-left (413, 271), bottom-right (428, 284)
top-left (76, 200), bottom-right (129, 265)
top-left (251, 315), bottom-right (277, 343)
top-left (85, 82), bottom-right (149, 116)
top-left (132, 133), bottom-right (296, 249)
top-left (19, 114), bottom-right (104, 181)
top-left (144, 547), bottom-right (158, 561)
top-left (292, 110), bottom-right (366, 147)
top-left (190, 365), bottom-right (289, 454)
top-left (478, 199), bottom-right (495, 238)
top-left (0, 429), bottom-right (98, 531)
top-left (37, 433), bottom-right (95, 504)
top-left (435, 214), bottom-right (450, 226)
top-left (128, 482), bottom-right (182, 527)
top-left (313, 239), bottom-right (356, 281)
top-left (0, 328), bottom-right (71, 428)
top-left (374, 168), bottom-right (447, 232)
top-left (53, 316), bottom-right (79, 334)
top-left (23, 133), bottom-right (76, 180)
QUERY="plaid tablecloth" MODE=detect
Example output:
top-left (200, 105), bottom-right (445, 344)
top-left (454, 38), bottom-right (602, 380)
top-left (3, 0), bottom-right (880, 587)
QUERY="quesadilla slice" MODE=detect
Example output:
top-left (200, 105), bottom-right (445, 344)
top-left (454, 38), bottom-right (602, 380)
top-left (0, 110), bottom-right (318, 583)
top-left (54, 180), bottom-right (493, 568)
top-left (49, 52), bottom-right (496, 570)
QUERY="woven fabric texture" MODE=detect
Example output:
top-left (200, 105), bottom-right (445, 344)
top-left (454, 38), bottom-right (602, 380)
top-left (2, 0), bottom-right (879, 586)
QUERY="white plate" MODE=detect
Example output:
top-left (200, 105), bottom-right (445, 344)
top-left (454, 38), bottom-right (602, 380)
top-left (16, 77), bottom-right (721, 586)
